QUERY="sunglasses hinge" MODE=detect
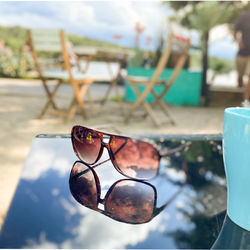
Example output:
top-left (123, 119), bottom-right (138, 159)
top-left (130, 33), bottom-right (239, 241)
top-left (101, 141), bottom-right (110, 149)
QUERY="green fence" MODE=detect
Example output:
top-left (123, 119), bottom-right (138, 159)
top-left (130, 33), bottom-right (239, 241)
top-left (125, 67), bottom-right (202, 106)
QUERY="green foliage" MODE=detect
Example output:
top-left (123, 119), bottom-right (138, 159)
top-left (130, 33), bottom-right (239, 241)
top-left (189, 51), bottom-right (202, 69)
top-left (68, 33), bottom-right (123, 49)
top-left (189, 51), bottom-right (233, 75)
top-left (209, 56), bottom-right (233, 75)
top-left (189, 2), bottom-right (233, 31)
top-left (168, 212), bottom-right (225, 249)
top-left (166, 1), bottom-right (191, 11)
top-left (128, 49), bottom-right (144, 67)
top-left (0, 49), bottom-right (32, 78)
top-left (168, 1), bottom-right (246, 28)
top-left (167, 1), bottom-right (242, 95)
top-left (184, 141), bottom-right (224, 180)
top-left (0, 26), bottom-right (27, 52)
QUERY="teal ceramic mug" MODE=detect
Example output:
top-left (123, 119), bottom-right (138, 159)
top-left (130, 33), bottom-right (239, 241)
top-left (223, 107), bottom-right (250, 231)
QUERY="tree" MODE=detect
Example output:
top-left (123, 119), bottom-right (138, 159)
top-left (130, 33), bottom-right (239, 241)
top-left (188, 2), bottom-right (234, 104)
top-left (167, 1), bottom-right (247, 105)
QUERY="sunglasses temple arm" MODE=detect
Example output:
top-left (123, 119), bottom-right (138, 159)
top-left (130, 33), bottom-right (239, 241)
top-left (160, 142), bottom-right (192, 158)
top-left (154, 185), bottom-right (184, 216)
top-left (91, 158), bottom-right (112, 169)
top-left (70, 167), bottom-right (95, 179)
top-left (112, 138), bottom-right (128, 156)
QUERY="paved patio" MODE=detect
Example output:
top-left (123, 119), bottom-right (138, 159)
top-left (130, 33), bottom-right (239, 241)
top-left (0, 77), bottom-right (228, 229)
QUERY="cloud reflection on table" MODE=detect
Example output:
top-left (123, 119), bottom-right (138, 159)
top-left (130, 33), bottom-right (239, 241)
top-left (0, 135), bottom-right (226, 249)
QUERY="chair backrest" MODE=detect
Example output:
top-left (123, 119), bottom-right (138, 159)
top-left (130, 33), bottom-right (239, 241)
top-left (137, 33), bottom-right (190, 104)
top-left (152, 33), bottom-right (190, 84)
top-left (159, 34), bottom-right (190, 97)
top-left (27, 29), bottom-right (74, 80)
top-left (151, 33), bottom-right (174, 84)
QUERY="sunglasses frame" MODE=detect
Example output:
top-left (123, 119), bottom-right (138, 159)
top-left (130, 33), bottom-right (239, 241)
top-left (103, 178), bottom-right (158, 224)
top-left (71, 125), bottom-right (161, 180)
top-left (69, 161), bottom-right (159, 224)
top-left (69, 160), bottom-right (101, 209)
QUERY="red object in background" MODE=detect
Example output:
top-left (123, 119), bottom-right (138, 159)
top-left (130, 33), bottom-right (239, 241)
top-left (134, 21), bottom-right (146, 48)
top-left (173, 34), bottom-right (190, 43)
top-left (146, 36), bottom-right (152, 46)
top-left (0, 40), bottom-right (5, 49)
top-left (112, 34), bottom-right (123, 40)
top-left (135, 21), bottom-right (145, 34)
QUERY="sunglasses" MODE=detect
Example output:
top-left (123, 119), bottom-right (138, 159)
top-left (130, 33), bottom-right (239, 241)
top-left (69, 161), bottom-right (184, 224)
top-left (71, 125), bottom-right (190, 180)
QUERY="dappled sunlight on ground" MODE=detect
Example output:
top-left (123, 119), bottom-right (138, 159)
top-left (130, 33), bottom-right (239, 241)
top-left (0, 105), bottom-right (23, 113)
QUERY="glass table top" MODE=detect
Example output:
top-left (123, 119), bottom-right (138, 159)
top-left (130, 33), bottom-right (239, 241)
top-left (0, 134), bottom-right (226, 249)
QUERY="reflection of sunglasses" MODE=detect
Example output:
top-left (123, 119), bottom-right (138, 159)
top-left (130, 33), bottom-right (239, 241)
top-left (71, 125), bottom-right (190, 180)
top-left (69, 161), bottom-right (185, 224)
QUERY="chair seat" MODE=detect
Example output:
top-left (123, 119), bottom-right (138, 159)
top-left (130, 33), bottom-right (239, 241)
top-left (126, 75), bottom-right (167, 85)
top-left (80, 61), bottom-right (121, 82)
top-left (126, 76), bottom-right (150, 82)
top-left (42, 69), bottom-right (113, 82)
top-left (42, 61), bottom-right (120, 82)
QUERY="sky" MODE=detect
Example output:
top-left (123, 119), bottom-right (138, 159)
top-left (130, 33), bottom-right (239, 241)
top-left (0, 1), bottom-right (237, 59)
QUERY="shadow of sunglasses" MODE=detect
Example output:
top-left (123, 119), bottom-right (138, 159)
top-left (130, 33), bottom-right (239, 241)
top-left (69, 161), bottom-right (186, 224)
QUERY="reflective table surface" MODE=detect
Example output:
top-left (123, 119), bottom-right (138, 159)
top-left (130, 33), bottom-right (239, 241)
top-left (0, 134), bottom-right (227, 249)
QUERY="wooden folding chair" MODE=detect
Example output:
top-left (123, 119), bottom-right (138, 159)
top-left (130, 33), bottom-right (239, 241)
top-left (27, 29), bottom-right (93, 122)
top-left (124, 33), bottom-right (190, 127)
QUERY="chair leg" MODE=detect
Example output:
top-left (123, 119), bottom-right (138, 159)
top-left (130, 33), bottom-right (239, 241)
top-left (66, 85), bottom-right (92, 122)
top-left (132, 84), bottom-right (160, 126)
top-left (74, 84), bottom-right (89, 119)
top-left (106, 61), bottom-right (124, 111)
top-left (151, 89), bottom-right (175, 125)
top-left (142, 102), bottom-right (160, 127)
top-left (125, 95), bottom-right (159, 126)
top-left (124, 102), bottom-right (138, 123)
top-left (66, 97), bottom-right (77, 122)
top-left (101, 77), bottom-right (123, 107)
top-left (38, 80), bottom-right (61, 119)
top-left (41, 78), bottom-right (57, 109)
top-left (125, 84), bottom-right (175, 126)
top-left (101, 81), bottom-right (113, 105)
top-left (124, 84), bottom-right (146, 123)
top-left (86, 88), bottom-right (95, 114)
top-left (113, 80), bottom-right (124, 112)
top-left (158, 100), bottom-right (175, 125)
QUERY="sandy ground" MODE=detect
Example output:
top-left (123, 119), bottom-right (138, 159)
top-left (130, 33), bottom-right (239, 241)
top-left (0, 77), bottom-right (226, 229)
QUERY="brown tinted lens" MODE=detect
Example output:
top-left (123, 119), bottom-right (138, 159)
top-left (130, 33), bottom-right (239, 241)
top-left (72, 126), bottom-right (102, 164)
top-left (110, 136), bottom-right (160, 180)
top-left (105, 180), bottom-right (155, 224)
top-left (69, 162), bottom-right (98, 208)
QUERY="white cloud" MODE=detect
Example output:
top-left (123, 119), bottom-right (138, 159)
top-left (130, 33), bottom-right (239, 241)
top-left (0, 1), bottom-right (237, 58)
top-left (210, 24), bottom-right (232, 43)
top-left (0, 1), bottom-right (167, 49)
top-left (21, 138), bottom-right (77, 181)
top-left (0, 12), bottom-right (63, 28)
